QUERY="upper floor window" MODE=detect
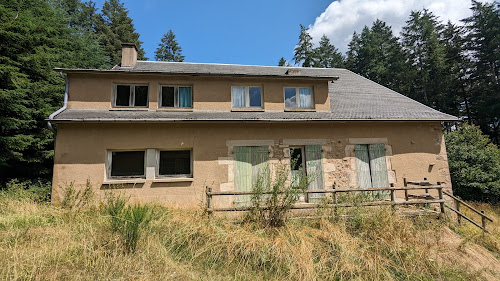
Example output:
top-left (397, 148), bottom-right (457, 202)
top-left (114, 84), bottom-right (148, 107)
top-left (284, 87), bottom-right (313, 108)
top-left (160, 85), bottom-right (192, 108)
top-left (232, 86), bottom-right (262, 108)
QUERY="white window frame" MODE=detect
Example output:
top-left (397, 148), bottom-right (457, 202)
top-left (156, 149), bottom-right (193, 178)
top-left (113, 84), bottom-right (149, 108)
top-left (231, 86), bottom-right (263, 108)
top-left (283, 87), bottom-right (314, 109)
top-left (159, 85), bottom-right (193, 108)
top-left (106, 150), bottom-right (147, 179)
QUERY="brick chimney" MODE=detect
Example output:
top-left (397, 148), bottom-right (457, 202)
top-left (121, 43), bottom-right (138, 67)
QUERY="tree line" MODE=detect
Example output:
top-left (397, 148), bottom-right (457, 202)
top-left (0, 0), bottom-right (184, 185)
top-left (285, 1), bottom-right (499, 146)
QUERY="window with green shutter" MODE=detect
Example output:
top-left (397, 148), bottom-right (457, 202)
top-left (354, 144), bottom-right (389, 197)
top-left (290, 145), bottom-right (324, 203)
top-left (234, 146), bottom-right (269, 207)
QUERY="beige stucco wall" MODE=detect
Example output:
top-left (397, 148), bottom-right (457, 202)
top-left (51, 121), bottom-right (452, 208)
top-left (65, 73), bottom-right (330, 111)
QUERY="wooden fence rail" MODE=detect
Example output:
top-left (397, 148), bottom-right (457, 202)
top-left (205, 184), bottom-right (445, 215)
top-left (442, 190), bottom-right (493, 233)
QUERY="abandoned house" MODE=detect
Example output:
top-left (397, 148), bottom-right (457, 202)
top-left (47, 43), bottom-right (457, 208)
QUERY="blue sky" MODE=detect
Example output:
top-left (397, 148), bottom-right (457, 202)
top-left (94, 0), bottom-right (332, 65)
top-left (93, 0), bottom-right (490, 66)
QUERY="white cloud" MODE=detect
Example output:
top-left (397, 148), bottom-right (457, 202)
top-left (308, 0), bottom-right (494, 53)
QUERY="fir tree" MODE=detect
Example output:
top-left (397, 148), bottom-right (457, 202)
top-left (463, 1), bottom-right (500, 143)
top-left (154, 30), bottom-right (185, 62)
top-left (94, 0), bottom-right (146, 65)
top-left (314, 35), bottom-right (344, 68)
top-left (293, 25), bottom-right (315, 67)
top-left (401, 10), bottom-right (447, 108)
top-left (346, 20), bottom-right (409, 93)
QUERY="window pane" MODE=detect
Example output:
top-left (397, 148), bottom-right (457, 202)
top-left (249, 87), bottom-right (262, 107)
top-left (134, 86), bottom-right (148, 106)
top-left (111, 151), bottom-right (144, 177)
top-left (161, 86), bottom-right (175, 107)
top-left (299, 88), bottom-right (312, 108)
top-left (116, 85), bottom-right (130, 106)
top-left (284, 88), bottom-right (297, 108)
top-left (290, 148), bottom-right (303, 170)
top-left (178, 87), bottom-right (192, 108)
top-left (159, 150), bottom-right (191, 175)
top-left (232, 86), bottom-right (245, 107)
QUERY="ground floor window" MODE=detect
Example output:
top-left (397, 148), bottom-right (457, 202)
top-left (233, 146), bottom-right (269, 206)
top-left (109, 151), bottom-right (146, 178)
top-left (354, 144), bottom-right (389, 189)
top-left (290, 145), bottom-right (324, 203)
top-left (158, 150), bottom-right (192, 177)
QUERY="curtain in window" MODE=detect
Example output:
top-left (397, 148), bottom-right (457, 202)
top-left (232, 87), bottom-right (245, 107)
top-left (178, 87), bottom-right (192, 108)
top-left (299, 88), bottom-right (312, 108)
top-left (305, 145), bottom-right (324, 203)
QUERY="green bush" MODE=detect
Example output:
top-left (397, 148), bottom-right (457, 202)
top-left (60, 180), bottom-right (94, 210)
top-left (445, 125), bottom-right (500, 204)
top-left (104, 193), bottom-right (153, 253)
top-left (0, 179), bottom-right (51, 202)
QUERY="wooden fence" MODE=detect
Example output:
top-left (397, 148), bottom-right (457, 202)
top-left (206, 183), bottom-right (445, 215)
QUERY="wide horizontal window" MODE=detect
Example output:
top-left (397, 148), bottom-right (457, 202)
top-left (232, 86), bottom-right (262, 108)
top-left (114, 84), bottom-right (148, 107)
top-left (109, 151), bottom-right (145, 178)
top-left (284, 87), bottom-right (313, 108)
top-left (158, 150), bottom-right (192, 177)
top-left (160, 86), bottom-right (192, 108)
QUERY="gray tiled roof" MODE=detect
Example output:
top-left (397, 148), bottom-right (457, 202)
top-left (52, 62), bottom-right (457, 122)
top-left (56, 61), bottom-right (340, 79)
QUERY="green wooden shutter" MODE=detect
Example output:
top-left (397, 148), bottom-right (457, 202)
top-left (251, 146), bottom-right (269, 187)
top-left (234, 146), bottom-right (269, 207)
top-left (234, 146), bottom-right (252, 207)
top-left (368, 144), bottom-right (389, 193)
top-left (355, 144), bottom-right (372, 188)
top-left (305, 145), bottom-right (324, 203)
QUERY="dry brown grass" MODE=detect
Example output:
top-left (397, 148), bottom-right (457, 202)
top-left (0, 194), bottom-right (498, 281)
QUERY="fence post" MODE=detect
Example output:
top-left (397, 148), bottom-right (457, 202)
top-left (403, 177), bottom-right (409, 201)
top-left (437, 186), bottom-right (444, 217)
top-left (333, 184), bottom-right (338, 217)
top-left (206, 186), bottom-right (213, 215)
top-left (390, 188), bottom-right (395, 211)
top-left (481, 211), bottom-right (486, 232)
top-left (455, 198), bottom-right (462, 225)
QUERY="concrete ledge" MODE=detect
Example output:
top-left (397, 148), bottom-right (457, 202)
top-left (103, 179), bottom-right (146, 185)
top-left (152, 178), bottom-right (194, 183)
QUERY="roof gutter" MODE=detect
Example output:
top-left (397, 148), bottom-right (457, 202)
top-left (47, 71), bottom-right (68, 133)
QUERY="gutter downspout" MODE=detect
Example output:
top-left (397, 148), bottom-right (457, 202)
top-left (47, 71), bottom-right (68, 133)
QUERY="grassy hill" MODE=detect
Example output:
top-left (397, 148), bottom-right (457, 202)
top-left (0, 184), bottom-right (499, 280)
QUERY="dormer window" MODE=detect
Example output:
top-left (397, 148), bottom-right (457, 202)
top-left (114, 84), bottom-right (148, 107)
top-left (284, 87), bottom-right (313, 108)
top-left (232, 86), bottom-right (262, 108)
top-left (160, 85), bottom-right (192, 108)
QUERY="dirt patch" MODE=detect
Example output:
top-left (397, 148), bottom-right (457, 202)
top-left (438, 227), bottom-right (500, 281)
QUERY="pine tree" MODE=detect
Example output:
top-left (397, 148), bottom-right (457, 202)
top-left (293, 25), bottom-right (315, 67)
top-left (463, 1), bottom-right (500, 143)
top-left (346, 20), bottom-right (409, 93)
top-left (278, 57), bottom-right (290, 66)
top-left (94, 0), bottom-right (146, 65)
top-left (154, 30), bottom-right (185, 62)
top-left (314, 35), bottom-right (344, 68)
top-left (0, 0), bottom-right (109, 184)
top-left (401, 10), bottom-right (447, 108)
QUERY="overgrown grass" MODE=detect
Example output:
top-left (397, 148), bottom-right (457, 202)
top-left (0, 182), bottom-right (498, 280)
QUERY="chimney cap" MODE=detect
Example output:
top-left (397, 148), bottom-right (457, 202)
top-left (121, 42), bottom-right (138, 51)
